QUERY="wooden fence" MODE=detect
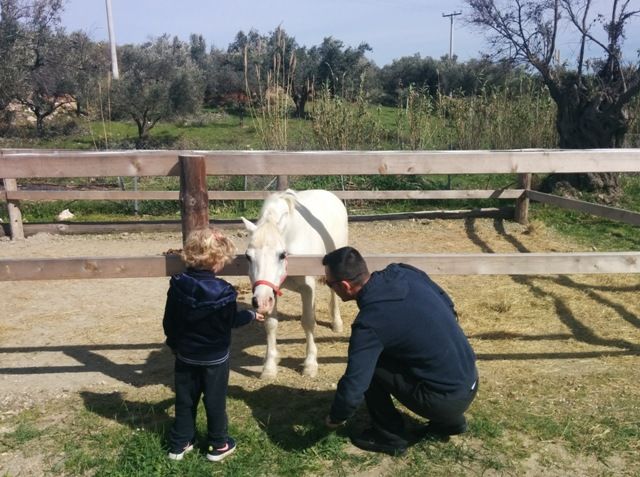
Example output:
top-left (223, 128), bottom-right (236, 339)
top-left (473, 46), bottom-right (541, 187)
top-left (1, 148), bottom-right (640, 280)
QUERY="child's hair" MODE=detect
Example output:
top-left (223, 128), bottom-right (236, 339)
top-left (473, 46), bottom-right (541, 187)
top-left (181, 228), bottom-right (236, 271)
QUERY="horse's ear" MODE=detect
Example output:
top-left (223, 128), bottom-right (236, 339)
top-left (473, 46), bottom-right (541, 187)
top-left (241, 217), bottom-right (257, 232)
top-left (282, 190), bottom-right (298, 214)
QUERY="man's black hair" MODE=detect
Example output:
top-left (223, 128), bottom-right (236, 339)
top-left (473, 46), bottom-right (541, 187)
top-left (322, 246), bottom-right (369, 285)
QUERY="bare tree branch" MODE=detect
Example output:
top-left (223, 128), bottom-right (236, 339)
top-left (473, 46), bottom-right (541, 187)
top-left (465, 0), bottom-right (640, 170)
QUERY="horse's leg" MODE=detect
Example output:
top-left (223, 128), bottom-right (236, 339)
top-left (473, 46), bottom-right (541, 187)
top-left (329, 289), bottom-right (343, 333)
top-left (261, 308), bottom-right (280, 379)
top-left (300, 276), bottom-right (318, 377)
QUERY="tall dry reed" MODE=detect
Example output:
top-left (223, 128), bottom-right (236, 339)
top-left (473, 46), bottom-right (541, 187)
top-left (394, 78), bottom-right (557, 150)
top-left (435, 80), bottom-right (558, 149)
top-left (310, 79), bottom-right (385, 151)
top-left (244, 28), bottom-right (294, 151)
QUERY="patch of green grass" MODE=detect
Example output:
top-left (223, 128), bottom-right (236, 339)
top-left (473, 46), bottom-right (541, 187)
top-left (2, 111), bottom-right (263, 151)
top-left (531, 203), bottom-right (640, 251)
top-left (18, 200), bottom-right (134, 222)
top-left (467, 410), bottom-right (504, 440)
top-left (529, 174), bottom-right (640, 252)
top-left (2, 421), bottom-right (43, 448)
top-left (398, 437), bottom-right (512, 476)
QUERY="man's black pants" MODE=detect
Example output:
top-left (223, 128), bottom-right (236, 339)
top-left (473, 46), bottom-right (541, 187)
top-left (169, 358), bottom-right (229, 451)
top-left (364, 356), bottom-right (478, 440)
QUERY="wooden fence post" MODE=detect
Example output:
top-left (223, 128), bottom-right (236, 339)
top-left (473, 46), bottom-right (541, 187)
top-left (515, 173), bottom-right (532, 225)
top-left (3, 178), bottom-right (24, 240)
top-left (276, 175), bottom-right (289, 191)
top-left (178, 155), bottom-right (209, 245)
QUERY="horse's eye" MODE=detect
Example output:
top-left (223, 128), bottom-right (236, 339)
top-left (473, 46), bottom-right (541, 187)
top-left (279, 252), bottom-right (287, 260)
top-left (245, 252), bottom-right (252, 262)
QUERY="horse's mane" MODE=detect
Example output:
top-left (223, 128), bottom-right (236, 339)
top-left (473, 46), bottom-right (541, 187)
top-left (275, 189), bottom-right (298, 214)
top-left (252, 190), bottom-right (298, 242)
top-left (257, 190), bottom-right (297, 225)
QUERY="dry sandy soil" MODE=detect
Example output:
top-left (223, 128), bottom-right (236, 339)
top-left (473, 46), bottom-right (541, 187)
top-left (1, 218), bottom-right (639, 476)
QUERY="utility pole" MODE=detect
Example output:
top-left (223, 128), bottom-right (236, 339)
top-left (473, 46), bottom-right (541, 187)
top-left (442, 11), bottom-right (462, 60)
top-left (105, 0), bottom-right (138, 213)
top-left (442, 10), bottom-right (461, 190)
top-left (105, 0), bottom-right (119, 79)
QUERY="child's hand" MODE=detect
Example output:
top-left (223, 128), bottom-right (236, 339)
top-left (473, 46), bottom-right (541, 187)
top-left (254, 312), bottom-right (265, 322)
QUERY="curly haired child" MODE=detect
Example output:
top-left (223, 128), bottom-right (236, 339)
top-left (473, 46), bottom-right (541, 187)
top-left (163, 228), bottom-right (263, 462)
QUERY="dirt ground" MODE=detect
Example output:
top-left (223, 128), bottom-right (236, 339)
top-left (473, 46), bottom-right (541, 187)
top-left (1, 218), bottom-right (639, 476)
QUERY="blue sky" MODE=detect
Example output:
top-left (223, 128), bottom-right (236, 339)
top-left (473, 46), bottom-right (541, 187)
top-left (59, 0), bottom-right (639, 67)
top-left (60, 0), bottom-right (475, 66)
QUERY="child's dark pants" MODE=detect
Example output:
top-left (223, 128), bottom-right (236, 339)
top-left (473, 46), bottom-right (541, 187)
top-left (169, 358), bottom-right (229, 450)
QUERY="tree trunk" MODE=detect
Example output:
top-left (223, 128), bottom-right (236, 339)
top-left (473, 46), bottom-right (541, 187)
top-left (35, 114), bottom-right (45, 137)
top-left (292, 83), bottom-right (311, 119)
top-left (542, 83), bottom-right (625, 199)
top-left (134, 118), bottom-right (148, 148)
top-left (293, 92), bottom-right (308, 118)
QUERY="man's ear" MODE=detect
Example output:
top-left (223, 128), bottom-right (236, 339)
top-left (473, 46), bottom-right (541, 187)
top-left (342, 280), bottom-right (356, 295)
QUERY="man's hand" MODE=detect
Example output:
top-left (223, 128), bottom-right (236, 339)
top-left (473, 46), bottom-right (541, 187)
top-left (254, 312), bottom-right (265, 322)
top-left (325, 415), bottom-right (346, 429)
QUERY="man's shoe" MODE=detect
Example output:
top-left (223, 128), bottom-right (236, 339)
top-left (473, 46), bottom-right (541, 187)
top-left (350, 428), bottom-right (407, 456)
top-left (206, 437), bottom-right (236, 462)
top-left (168, 442), bottom-right (194, 460)
top-left (416, 420), bottom-right (467, 442)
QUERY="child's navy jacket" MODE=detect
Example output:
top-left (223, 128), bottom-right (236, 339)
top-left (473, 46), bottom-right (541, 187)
top-left (163, 268), bottom-right (256, 365)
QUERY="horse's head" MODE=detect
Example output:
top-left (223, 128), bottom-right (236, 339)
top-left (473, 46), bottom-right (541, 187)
top-left (242, 216), bottom-right (289, 315)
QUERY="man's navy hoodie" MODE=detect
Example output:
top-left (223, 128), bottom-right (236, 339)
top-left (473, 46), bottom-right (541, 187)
top-left (163, 269), bottom-right (256, 366)
top-left (330, 263), bottom-right (477, 422)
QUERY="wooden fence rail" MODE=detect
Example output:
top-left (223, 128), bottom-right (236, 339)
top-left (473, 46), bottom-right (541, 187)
top-left (2, 189), bottom-right (525, 201)
top-left (2, 252), bottom-right (639, 281)
top-left (2, 149), bottom-right (640, 177)
top-left (2, 148), bottom-right (639, 280)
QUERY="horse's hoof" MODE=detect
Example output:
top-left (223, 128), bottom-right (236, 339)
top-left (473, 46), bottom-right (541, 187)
top-left (260, 368), bottom-right (278, 379)
top-left (302, 364), bottom-right (318, 378)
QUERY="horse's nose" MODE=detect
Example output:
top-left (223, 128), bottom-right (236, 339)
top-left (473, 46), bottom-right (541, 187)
top-left (252, 296), bottom-right (259, 308)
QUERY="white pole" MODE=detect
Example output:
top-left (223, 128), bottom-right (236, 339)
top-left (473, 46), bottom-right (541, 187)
top-left (442, 11), bottom-right (462, 60)
top-left (449, 16), bottom-right (454, 59)
top-left (105, 0), bottom-right (119, 79)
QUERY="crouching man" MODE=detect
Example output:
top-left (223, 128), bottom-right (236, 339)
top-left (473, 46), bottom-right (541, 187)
top-left (323, 246), bottom-right (478, 456)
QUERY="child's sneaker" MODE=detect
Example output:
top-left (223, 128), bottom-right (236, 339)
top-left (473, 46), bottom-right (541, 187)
top-left (168, 442), bottom-right (194, 461)
top-left (206, 437), bottom-right (236, 462)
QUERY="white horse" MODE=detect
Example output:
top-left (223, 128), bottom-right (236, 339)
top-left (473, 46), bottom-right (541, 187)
top-left (242, 189), bottom-right (348, 378)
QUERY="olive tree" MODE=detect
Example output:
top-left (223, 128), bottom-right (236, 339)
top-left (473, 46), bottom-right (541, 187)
top-left (66, 30), bottom-right (110, 117)
top-left (111, 35), bottom-right (203, 147)
top-left (233, 27), bottom-right (376, 119)
top-left (0, 0), bottom-right (74, 136)
top-left (467, 0), bottom-right (640, 196)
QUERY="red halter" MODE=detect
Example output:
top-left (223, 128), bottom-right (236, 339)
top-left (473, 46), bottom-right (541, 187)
top-left (252, 257), bottom-right (288, 297)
